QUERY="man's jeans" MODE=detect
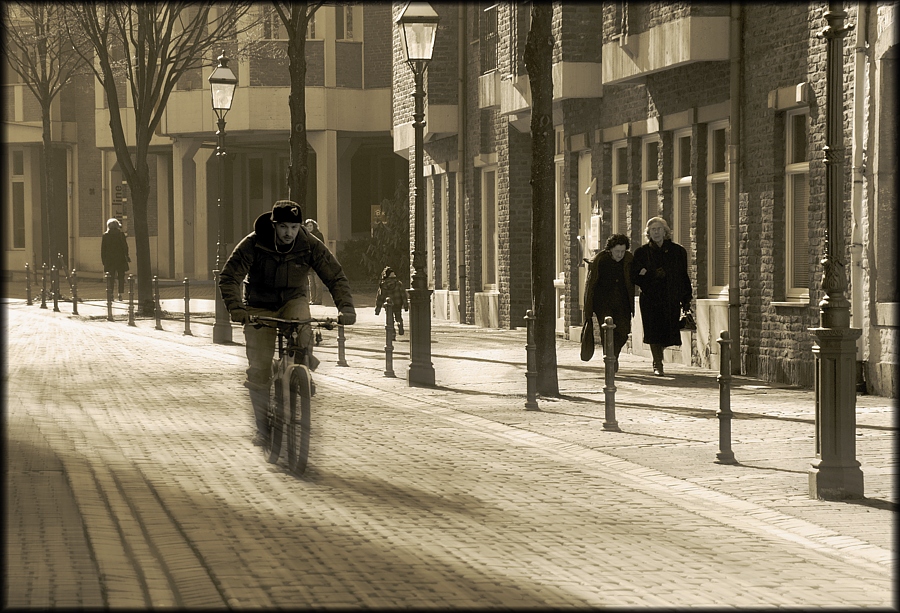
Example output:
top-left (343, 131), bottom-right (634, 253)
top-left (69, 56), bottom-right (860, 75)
top-left (243, 298), bottom-right (316, 433)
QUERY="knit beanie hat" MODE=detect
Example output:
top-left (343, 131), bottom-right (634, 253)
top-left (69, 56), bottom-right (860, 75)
top-left (270, 200), bottom-right (303, 224)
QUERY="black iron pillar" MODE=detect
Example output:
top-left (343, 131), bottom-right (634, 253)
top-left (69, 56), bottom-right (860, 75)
top-left (212, 114), bottom-right (232, 344)
top-left (808, 1), bottom-right (863, 500)
top-left (407, 61), bottom-right (435, 387)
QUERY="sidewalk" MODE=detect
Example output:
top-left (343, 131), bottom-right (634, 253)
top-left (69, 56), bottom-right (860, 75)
top-left (29, 294), bottom-right (898, 552)
top-left (4, 296), bottom-right (895, 607)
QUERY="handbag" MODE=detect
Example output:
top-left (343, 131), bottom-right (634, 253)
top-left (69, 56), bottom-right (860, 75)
top-left (679, 310), bottom-right (697, 331)
top-left (580, 316), bottom-right (595, 361)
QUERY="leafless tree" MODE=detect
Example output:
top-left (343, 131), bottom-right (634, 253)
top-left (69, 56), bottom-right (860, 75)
top-left (66, 2), bottom-right (255, 315)
top-left (270, 0), bottom-right (326, 213)
top-left (524, 3), bottom-right (559, 396)
top-left (2, 3), bottom-right (90, 268)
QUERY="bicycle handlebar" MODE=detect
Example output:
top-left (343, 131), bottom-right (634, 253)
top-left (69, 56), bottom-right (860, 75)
top-left (252, 316), bottom-right (337, 330)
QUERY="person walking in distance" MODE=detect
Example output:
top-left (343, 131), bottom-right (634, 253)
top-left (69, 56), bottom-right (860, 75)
top-left (374, 266), bottom-right (409, 336)
top-left (631, 216), bottom-right (692, 376)
top-left (582, 234), bottom-right (635, 372)
top-left (101, 217), bottom-right (130, 301)
top-left (304, 219), bottom-right (325, 305)
top-left (219, 200), bottom-right (356, 446)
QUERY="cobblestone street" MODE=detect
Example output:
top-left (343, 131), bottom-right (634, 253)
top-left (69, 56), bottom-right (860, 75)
top-left (4, 298), bottom-right (895, 608)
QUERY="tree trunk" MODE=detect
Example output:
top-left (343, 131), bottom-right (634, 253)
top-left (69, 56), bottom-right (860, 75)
top-left (128, 158), bottom-right (154, 316)
top-left (40, 110), bottom-right (54, 267)
top-left (524, 4), bottom-right (559, 396)
top-left (287, 4), bottom-right (309, 216)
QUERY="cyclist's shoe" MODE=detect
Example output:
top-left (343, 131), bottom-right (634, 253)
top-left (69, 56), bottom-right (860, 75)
top-left (309, 377), bottom-right (317, 398)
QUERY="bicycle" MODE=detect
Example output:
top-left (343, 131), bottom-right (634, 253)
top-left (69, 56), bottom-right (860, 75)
top-left (252, 316), bottom-right (337, 475)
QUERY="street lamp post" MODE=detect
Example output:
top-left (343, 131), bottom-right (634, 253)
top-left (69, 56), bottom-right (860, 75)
top-left (808, 2), bottom-right (863, 500)
top-left (209, 52), bottom-right (237, 345)
top-left (397, 2), bottom-right (439, 387)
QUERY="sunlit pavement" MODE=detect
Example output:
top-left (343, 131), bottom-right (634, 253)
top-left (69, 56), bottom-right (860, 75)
top-left (4, 298), bottom-right (895, 608)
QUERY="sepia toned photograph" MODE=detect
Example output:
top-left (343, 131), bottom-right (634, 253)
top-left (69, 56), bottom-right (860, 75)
top-left (3, 1), bottom-right (895, 608)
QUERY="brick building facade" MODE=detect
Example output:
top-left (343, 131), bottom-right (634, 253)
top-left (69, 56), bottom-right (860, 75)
top-left (391, 2), bottom-right (896, 396)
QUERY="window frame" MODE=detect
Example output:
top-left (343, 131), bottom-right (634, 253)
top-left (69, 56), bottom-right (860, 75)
top-left (785, 108), bottom-right (810, 300)
top-left (673, 129), bottom-right (692, 253)
top-left (641, 135), bottom-right (661, 232)
top-left (554, 127), bottom-right (566, 278)
top-left (706, 120), bottom-right (730, 297)
top-left (9, 149), bottom-right (26, 250)
top-left (481, 166), bottom-right (499, 291)
top-left (611, 141), bottom-right (629, 237)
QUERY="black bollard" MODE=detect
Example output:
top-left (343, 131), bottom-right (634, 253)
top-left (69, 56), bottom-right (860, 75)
top-left (56, 253), bottom-right (70, 301)
top-left (71, 270), bottom-right (78, 315)
top-left (127, 274), bottom-right (135, 326)
top-left (601, 316), bottom-right (621, 431)
top-left (383, 297), bottom-right (396, 377)
top-left (154, 276), bottom-right (163, 330)
top-left (716, 330), bottom-right (737, 464)
top-left (25, 263), bottom-right (32, 305)
top-left (337, 323), bottom-right (348, 366)
top-left (105, 272), bottom-right (114, 321)
top-left (183, 277), bottom-right (192, 335)
top-left (40, 263), bottom-right (48, 309)
top-left (524, 309), bottom-right (539, 410)
top-left (51, 266), bottom-right (60, 312)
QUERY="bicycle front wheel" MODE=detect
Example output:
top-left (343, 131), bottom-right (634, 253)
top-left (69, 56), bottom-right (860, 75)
top-left (265, 375), bottom-right (287, 464)
top-left (286, 364), bottom-right (313, 475)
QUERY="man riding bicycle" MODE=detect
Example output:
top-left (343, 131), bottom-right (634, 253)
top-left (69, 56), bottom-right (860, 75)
top-left (219, 200), bottom-right (356, 446)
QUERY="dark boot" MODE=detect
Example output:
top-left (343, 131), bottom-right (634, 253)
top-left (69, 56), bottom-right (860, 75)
top-left (244, 381), bottom-right (271, 439)
top-left (397, 319), bottom-right (404, 335)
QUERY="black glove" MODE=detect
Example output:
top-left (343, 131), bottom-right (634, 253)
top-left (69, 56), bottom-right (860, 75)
top-left (338, 308), bottom-right (356, 326)
top-left (230, 308), bottom-right (250, 325)
top-left (404, 306), bottom-right (409, 312)
top-left (654, 267), bottom-right (666, 279)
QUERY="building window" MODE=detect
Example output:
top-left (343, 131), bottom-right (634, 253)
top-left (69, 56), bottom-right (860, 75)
top-left (307, 12), bottom-right (317, 40)
top-left (786, 109), bottom-right (810, 298)
top-left (611, 141), bottom-right (628, 236)
top-left (641, 136), bottom-right (660, 230)
top-left (673, 129), bottom-right (692, 252)
top-left (482, 168), bottom-right (498, 289)
top-left (10, 150), bottom-right (25, 249)
top-left (554, 127), bottom-right (567, 277)
top-left (480, 3), bottom-right (498, 74)
top-left (262, 6), bottom-right (287, 40)
top-left (335, 5), bottom-right (354, 40)
top-left (707, 121), bottom-right (729, 296)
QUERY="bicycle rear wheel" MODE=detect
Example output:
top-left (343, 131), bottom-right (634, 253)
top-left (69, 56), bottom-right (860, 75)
top-left (265, 375), bottom-right (287, 464)
top-left (286, 364), bottom-right (313, 475)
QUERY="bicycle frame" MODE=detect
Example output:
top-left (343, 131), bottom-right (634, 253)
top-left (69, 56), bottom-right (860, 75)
top-left (252, 316), bottom-right (336, 473)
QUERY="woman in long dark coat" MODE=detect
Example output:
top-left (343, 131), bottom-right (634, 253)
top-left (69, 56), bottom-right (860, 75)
top-left (101, 218), bottom-right (129, 300)
top-left (582, 234), bottom-right (634, 372)
top-left (631, 216), bottom-right (692, 376)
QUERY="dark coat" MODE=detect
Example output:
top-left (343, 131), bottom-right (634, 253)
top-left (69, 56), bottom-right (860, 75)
top-left (219, 212), bottom-right (354, 313)
top-left (581, 249), bottom-right (635, 360)
top-left (583, 249), bottom-right (635, 323)
top-left (631, 238), bottom-right (692, 347)
top-left (101, 227), bottom-right (129, 272)
top-left (375, 276), bottom-right (408, 313)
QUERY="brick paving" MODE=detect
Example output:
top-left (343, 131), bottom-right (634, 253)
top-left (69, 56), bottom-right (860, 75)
top-left (3, 294), bottom-right (896, 608)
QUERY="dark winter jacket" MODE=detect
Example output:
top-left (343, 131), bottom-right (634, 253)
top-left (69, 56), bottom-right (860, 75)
top-left (631, 238), bottom-right (692, 346)
top-left (101, 227), bottom-right (130, 272)
top-left (583, 249), bottom-right (635, 321)
top-left (375, 275), bottom-right (408, 314)
top-left (218, 212), bottom-right (354, 314)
